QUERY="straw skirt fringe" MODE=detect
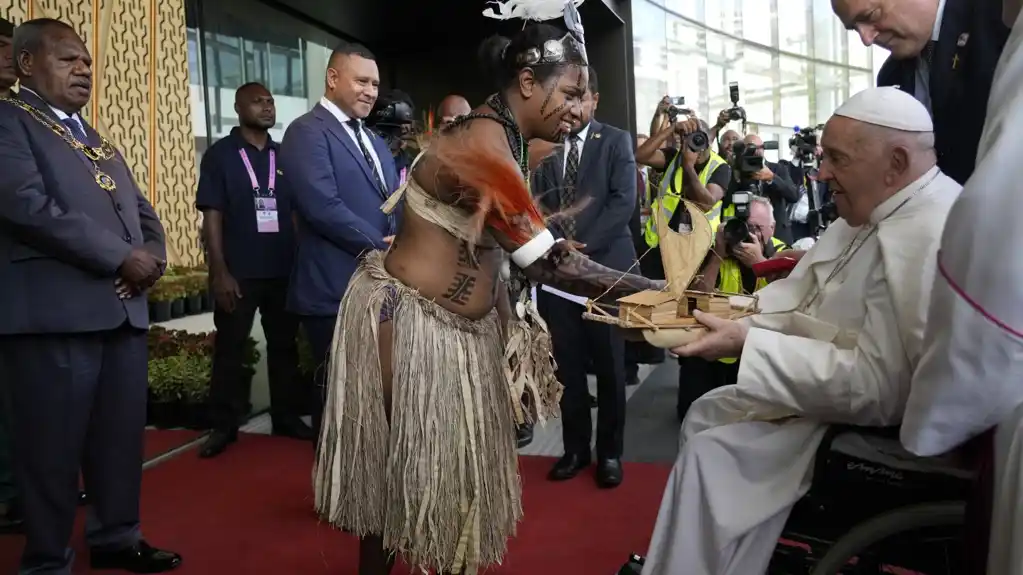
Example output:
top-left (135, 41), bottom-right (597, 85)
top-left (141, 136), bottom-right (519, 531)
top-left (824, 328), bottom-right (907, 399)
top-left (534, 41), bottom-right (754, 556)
top-left (313, 251), bottom-right (522, 574)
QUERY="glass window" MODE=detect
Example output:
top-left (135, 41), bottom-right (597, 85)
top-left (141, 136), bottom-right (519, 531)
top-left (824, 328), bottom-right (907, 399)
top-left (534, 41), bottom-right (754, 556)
top-left (811, 0), bottom-right (845, 64)
top-left (741, 0), bottom-right (774, 47)
top-left (665, 0), bottom-right (701, 20)
top-left (665, 15), bottom-right (707, 113)
top-left (731, 46), bottom-right (774, 125)
top-left (633, 0), bottom-right (669, 131)
top-left (243, 40), bottom-right (268, 86)
top-left (849, 69), bottom-right (872, 96)
top-left (779, 56), bottom-right (809, 128)
top-left (704, 0), bottom-right (740, 37)
top-left (814, 63), bottom-right (849, 124)
top-left (847, 30), bottom-right (870, 69)
top-left (777, 0), bottom-right (810, 56)
top-left (871, 45), bottom-right (889, 78)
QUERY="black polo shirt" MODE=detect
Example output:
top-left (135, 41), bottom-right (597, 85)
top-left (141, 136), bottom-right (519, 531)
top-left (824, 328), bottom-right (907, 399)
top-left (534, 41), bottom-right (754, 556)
top-left (195, 127), bottom-right (294, 280)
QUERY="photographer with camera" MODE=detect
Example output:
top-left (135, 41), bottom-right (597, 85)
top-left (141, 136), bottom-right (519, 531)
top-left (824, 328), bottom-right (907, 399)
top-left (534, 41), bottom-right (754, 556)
top-left (635, 112), bottom-right (730, 278)
top-left (366, 88), bottom-right (416, 184)
top-left (674, 196), bottom-right (789, 419)
top-left (738, 134), bottom-right (799, 244)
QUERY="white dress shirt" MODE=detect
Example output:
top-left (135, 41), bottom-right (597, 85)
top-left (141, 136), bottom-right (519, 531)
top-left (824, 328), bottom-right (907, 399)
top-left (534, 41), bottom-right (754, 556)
top-left (914, 0), bottom-right (947, 114)
top-left (19, 86), bottom-right (87, 134)
top-left (319, 96), bottom-right (386, 185)
top-left (562, 122), bottom-right (591, 177)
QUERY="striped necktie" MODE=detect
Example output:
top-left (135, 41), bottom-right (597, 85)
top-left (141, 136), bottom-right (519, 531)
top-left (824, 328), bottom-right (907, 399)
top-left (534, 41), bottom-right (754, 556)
top-left (560, 135), bottom-right (581, 240)
top-left (62, 117), bottom-right (90, 146)
top-left (346, 118), bottom-right (387, 196)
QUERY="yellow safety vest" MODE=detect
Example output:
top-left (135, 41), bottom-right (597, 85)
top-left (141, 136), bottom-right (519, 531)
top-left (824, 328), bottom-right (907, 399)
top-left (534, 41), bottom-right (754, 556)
top-left (643, 150), bottom-right (727, 248)
top-left (717, 231), bottom-right (788, 365)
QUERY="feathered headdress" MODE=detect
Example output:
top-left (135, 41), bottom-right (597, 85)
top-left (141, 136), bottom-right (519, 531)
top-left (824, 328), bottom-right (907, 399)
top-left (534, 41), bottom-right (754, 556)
top-left (483, 0), bottom-right (588, 64)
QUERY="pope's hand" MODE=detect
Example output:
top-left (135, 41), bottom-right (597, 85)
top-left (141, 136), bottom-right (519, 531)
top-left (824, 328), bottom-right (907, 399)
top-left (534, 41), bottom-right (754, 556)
top-left (672, 310), bottom-right (748, 360)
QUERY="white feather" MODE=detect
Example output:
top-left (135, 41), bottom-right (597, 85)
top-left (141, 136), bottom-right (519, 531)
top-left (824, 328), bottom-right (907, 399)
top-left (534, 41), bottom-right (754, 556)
top-left (482, 0), bottom-right (585, 22)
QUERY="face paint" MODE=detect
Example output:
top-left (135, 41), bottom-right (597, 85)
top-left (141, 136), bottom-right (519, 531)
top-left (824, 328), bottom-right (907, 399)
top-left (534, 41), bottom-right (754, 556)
top-left (538, 70), bottom-right (562, 117)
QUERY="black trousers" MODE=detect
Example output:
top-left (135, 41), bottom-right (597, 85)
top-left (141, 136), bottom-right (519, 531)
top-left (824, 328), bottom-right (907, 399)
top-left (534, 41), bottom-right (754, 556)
top-left (0, 326), bottom-right (146, 573)
top-left (539, 291), bottom-right (626, 459)
top-left (299, 314), bottom-right (336, 437)
top-left (677, 356), bottom-right (740, 421)
top-left (209, 277), bottom-right (300, 430)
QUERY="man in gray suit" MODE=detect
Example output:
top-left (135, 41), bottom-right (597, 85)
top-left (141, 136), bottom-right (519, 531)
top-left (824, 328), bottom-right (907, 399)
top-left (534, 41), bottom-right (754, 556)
top-left (0, 19), bottom-right (180, 574)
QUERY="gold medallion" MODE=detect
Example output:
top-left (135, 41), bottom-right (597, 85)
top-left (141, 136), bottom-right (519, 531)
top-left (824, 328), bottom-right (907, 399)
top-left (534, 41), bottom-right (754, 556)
top-left (95, 170), bottom-right (117, 192)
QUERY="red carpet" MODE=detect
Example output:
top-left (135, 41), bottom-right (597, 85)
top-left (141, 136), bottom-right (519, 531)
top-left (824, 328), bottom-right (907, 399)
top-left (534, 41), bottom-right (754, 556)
top-left (0, 434), bottom-right (670, 573)
top-left (144, 429), bottom-right (204, 463)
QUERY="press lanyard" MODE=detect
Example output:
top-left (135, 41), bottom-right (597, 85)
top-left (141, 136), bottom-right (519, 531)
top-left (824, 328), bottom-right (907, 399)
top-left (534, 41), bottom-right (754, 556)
top-left (239, 148), bottom-right (276, 196)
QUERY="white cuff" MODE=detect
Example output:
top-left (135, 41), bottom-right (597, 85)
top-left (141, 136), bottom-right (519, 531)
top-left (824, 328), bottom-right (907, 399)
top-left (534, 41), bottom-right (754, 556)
top-left (511, 229), bottom-right (557, 268)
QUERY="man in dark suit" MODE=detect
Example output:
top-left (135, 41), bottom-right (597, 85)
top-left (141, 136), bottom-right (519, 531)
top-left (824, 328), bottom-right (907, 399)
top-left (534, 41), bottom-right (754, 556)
top-left (533, 67), bottom-right (638, 488)
top-left (0, 19), bottom-right (180, 574)
top-left (280, 41), bottom-right (400, 437)
top-left (0, 14), bottom-right (21, 536)
top-left (833, 0), bottom-right (1010, 184)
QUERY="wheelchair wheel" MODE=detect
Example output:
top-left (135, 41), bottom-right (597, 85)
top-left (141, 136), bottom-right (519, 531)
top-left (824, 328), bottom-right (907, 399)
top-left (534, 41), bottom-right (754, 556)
top-left (809, 501), bottom-right (965, 575)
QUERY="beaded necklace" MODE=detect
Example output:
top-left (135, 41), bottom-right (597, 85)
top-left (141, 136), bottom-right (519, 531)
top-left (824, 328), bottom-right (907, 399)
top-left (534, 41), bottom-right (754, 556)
top-left (446, 93), bottom-right (530, 179)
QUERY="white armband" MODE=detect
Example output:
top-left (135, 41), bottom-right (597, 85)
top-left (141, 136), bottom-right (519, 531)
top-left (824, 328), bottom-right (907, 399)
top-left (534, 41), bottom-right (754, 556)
top-left (511, 229), bottom-right (558, 268)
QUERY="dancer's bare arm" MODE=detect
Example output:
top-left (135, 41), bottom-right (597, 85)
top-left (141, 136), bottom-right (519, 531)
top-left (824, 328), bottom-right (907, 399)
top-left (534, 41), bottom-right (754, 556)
top-left (491, 228), bottom-right (664, 301)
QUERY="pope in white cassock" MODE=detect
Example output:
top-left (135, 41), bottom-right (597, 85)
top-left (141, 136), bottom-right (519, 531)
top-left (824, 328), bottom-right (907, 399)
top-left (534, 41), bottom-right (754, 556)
top-left (900, 1), bottom-right (1023, 573)
top-left (639, 86), bottom-right (963, 575)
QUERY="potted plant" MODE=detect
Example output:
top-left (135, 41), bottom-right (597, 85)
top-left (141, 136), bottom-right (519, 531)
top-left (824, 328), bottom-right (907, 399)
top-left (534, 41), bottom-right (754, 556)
top-left (183, 273), bottom-right (206, 315)
top-left (148, 281), bottom-right (178, 322)
top-left (166, 278), bottom-right (187, 318)
top-left (147, 353), bottom-right (212, 429)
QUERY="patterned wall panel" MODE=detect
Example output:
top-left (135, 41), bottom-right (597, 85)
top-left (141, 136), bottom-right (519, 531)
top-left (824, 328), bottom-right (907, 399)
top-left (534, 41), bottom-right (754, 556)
top-left (1, 0), bottom-right (200, 266)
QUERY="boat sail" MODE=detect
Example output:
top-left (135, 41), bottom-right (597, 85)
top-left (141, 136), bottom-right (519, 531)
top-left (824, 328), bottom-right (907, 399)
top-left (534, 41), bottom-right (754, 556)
top-left (581, 191), bottom-right (758, 348)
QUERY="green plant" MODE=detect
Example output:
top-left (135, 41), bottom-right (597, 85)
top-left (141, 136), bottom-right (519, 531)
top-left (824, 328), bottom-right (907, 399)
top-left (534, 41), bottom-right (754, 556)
top-left (147, 353), bottom-right (212, 403)
top-left (242, 336), bottom-right (261, 370)
top-left (148, 279), bottom-right (186, 302)
top-left (182, 272), bottom-right (208, 296)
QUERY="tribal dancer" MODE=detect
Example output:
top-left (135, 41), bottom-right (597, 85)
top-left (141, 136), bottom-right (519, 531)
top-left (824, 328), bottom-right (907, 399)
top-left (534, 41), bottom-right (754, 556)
top-left (312, 5), bottom-right (662, 575)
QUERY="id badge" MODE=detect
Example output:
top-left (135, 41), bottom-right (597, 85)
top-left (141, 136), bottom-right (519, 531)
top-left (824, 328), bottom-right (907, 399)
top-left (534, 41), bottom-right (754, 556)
top-left (254, 197), bottom-right (279, 233)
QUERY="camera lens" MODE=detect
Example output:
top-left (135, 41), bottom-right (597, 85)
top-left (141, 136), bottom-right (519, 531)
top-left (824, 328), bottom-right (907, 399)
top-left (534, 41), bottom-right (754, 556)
top-left (686, 130), bottom-right (709, 152)
top-left (723, 218), bottom-right (749, 251)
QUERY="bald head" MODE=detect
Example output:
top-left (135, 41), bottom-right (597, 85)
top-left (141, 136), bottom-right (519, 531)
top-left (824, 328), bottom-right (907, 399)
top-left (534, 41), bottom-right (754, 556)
top-left (438, 95), bottom-right (471, 130)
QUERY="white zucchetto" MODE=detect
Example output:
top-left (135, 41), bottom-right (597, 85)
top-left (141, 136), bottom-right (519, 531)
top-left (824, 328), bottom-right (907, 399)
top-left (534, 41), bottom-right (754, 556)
top-left (833, 87), bottom-right (934, 132)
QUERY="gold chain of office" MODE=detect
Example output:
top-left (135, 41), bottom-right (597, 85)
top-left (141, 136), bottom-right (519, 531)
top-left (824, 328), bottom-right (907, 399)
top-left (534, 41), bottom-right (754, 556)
top-left (0, 96), bottom-right (119, 192)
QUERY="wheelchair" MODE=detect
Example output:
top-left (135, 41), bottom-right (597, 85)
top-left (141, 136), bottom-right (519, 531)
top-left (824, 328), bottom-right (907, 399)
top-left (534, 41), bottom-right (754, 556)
top-left (769, 425), bottom-right (975, 575)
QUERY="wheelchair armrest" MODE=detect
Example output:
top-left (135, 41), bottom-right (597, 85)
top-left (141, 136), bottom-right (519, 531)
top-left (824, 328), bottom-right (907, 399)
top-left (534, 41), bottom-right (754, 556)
top-left (812, 425), bottom-right (901, 485)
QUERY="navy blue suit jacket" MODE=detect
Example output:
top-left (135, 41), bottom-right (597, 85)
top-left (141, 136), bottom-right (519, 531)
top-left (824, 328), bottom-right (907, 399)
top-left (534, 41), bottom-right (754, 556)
top-left (876, 0), bottom-right (1008, 185)
top-left (280, 103), bottom-right (401, 317)
top-left (531, 121), bottom-right (638, 272)
top-left (0, 90), bottom-right (165, 335)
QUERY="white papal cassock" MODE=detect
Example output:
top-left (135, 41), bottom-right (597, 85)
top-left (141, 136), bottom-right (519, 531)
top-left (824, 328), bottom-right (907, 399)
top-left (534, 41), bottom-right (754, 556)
top-left (900, 9), bottom-right (1023, 575)
top-left (641, 166), bottom-right (961, 575)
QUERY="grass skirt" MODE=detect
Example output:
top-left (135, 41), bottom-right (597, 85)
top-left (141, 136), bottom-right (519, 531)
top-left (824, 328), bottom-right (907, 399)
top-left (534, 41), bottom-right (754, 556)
top-left (313, 251), bottom-right (522, 574)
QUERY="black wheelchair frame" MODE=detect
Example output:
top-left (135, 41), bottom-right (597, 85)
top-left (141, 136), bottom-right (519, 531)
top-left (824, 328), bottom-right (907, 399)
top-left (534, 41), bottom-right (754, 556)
top-left (770, 425), bottom-right (974, 575)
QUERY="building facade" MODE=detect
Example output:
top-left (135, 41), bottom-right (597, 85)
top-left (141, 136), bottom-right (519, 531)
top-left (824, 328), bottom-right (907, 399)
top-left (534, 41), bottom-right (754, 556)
top-left (632, 0), bottom-right (890, 161)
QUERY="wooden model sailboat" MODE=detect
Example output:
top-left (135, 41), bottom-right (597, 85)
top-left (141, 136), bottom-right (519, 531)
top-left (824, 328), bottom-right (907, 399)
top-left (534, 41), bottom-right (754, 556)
top-left (581, 197), bottom-right (758, 348)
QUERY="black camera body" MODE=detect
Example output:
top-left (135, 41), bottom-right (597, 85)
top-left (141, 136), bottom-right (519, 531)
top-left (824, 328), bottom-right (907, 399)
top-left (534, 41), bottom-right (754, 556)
top-left (726, 81), bottom-right (747, 126)
top-left (721, 139), bottom-right (777, 252)
top-left (666, 95), bottom-right (688, 124)
top-left (788, 124), bottom-right (823, 165)
top-left (367, 91), bottom-right (415, 152)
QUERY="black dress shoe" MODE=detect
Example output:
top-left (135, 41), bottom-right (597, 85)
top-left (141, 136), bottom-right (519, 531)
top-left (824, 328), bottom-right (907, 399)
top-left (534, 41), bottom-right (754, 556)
top-left (626, 372), bottom-right (641, 387)
top-left (515, 423), bottom-right (534, 448)
top-left (596, 457), bottom-right (623, 488)
top-left (271, 417), bottom-right (315, 441)
top-left (0, 501), bottom-right (23, 535)
top-left (617, 554), bottom-right (645, 575)
top-left (547, 452), bottom-right (592, 481)
top-left (589, 394), bottom-right (598, 408)
top-left (198, 429), bottom-right (237, 458)
top-left (90, 540), bottom-right (182, 573)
